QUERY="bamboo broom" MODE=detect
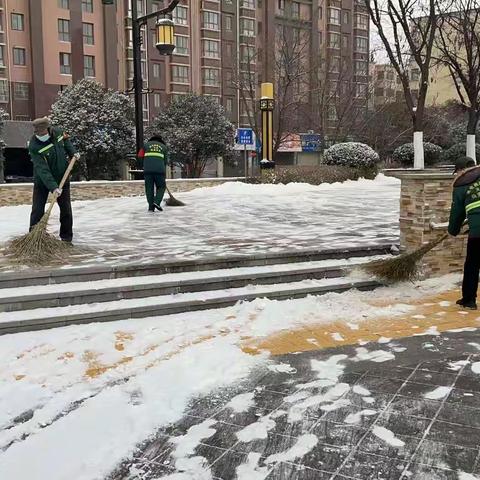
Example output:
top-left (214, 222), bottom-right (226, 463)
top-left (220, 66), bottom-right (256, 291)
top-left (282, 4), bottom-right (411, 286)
top-left (165, 186), bottom-right (186, 207)
top-left (5, 154), bottom-right (79, 265)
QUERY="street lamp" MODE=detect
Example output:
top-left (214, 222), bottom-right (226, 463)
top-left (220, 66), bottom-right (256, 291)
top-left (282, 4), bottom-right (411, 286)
top-left (105, 0), bottom-right (179, 154)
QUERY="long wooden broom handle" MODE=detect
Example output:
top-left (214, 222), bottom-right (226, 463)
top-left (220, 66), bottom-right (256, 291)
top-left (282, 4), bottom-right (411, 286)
top-left (45, 154), bottom-right (79, 217)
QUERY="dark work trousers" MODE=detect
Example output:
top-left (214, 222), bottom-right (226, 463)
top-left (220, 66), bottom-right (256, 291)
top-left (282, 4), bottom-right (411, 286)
top-left (462, 237), bottom-right (480, 302)
top-left (144, 173), bottom-right (166, 208)
top-left (30, 182), bottom-right (73, 241)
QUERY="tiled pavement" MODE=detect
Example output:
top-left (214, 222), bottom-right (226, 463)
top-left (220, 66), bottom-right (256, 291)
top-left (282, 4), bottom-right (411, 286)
top-left (109, 330), bottom-right (480, 480)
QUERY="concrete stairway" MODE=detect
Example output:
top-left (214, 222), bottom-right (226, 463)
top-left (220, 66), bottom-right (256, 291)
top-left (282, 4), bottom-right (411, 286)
top-left (0, 244), bottom-right (393, 335)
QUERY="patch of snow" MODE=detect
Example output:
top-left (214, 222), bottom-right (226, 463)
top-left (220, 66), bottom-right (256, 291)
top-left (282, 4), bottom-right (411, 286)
top-left (414, 326), bottom-right (440, 337)
top-left (320, 399), bottom-right (351, 412)
top-left (268, 363), bottom-right (296, 374)
top-left (331, 332), bottom-right (344, 342)
top-left (423, 386), bottom-right (452, 400)
top-left (448, 360), bottom-right (469, 371)
top-left (236, 415), bottom-right (276, 442)
top-left (377, 337), bottom-right (392, 344)
top-left (227, 392), bottom-right (255, 413)
top-left (265, 434), bottom-right (318, 464)
top-left (472, 363), bottom-right (480, 374)
top-left (362, 397), bottom-right (376, 404)
top-left (354, 348), bottom-right (395, 363)
top-left (353, 385), bottom-right (371, 396)
top-left (344, 409), bottom-right (377, 424)
top-left (236, 453), bottom-right (272, 480)
top-left (439, 301), bottom-right (451, 307)
top-left (171, 420), bottom-right (217, 459)
top-left (347, 322), bottom-right (360, 330)
top-left (458, 473), bottom-right (480, 480)
top-left (448, 327), bottom-right (477, 333)
top-left (372, 426), bottom-right (405, 447)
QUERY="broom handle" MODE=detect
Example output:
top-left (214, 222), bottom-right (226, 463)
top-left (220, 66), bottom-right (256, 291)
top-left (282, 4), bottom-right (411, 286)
top-left (45, 154), bottom-right (79, 217)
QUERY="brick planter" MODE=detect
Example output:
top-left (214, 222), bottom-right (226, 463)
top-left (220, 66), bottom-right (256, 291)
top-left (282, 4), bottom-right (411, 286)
top-left (386, 169), bottom-right (467, 277)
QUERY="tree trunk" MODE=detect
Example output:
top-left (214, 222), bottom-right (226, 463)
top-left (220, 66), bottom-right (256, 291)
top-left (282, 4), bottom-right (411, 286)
top-left (0, 154), bottom-right (4, 184)
top-left (467, 109), bottom-right (478, 163)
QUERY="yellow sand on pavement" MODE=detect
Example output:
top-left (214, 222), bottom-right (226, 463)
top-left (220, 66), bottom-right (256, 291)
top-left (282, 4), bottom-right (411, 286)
top-left (242, 290), bottom-right (480, 356)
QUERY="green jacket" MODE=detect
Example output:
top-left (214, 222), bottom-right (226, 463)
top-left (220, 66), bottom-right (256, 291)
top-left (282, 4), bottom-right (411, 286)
top-left (141, 140), bottom-right (168, 175)
top-left (448, 166), bottom-right (480, 237)
top-left (29, 127), bottom-right (76, 192)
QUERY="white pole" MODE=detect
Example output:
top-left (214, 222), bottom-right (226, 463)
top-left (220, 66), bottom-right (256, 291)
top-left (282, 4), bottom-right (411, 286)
top-left (413, 131), bottom-right (424, 169)
top-left (467, 134), bottom-right (476, 163)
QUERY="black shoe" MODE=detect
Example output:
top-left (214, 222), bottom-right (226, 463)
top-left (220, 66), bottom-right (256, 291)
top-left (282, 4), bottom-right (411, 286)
top-left (463, 301), bottom-right (478, 310)
top-left (148, 207), bottom-right (155, 212)
top-left (154, 203), bottom-right (163, 212)
top-left (61, 238), bottom-right (72, 243)
top-left (456, 298), bottom-right (466, 306)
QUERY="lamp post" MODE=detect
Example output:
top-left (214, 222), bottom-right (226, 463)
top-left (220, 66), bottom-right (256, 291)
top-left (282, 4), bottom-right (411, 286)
top-left (104, 0), bottom-right (179, 154)
top-left (259, 82), bottom-right (275, 169)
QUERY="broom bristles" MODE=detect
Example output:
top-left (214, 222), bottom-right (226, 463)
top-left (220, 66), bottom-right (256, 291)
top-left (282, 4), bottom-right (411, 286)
top-left (165, 190), bottom-right (186, 207)
top-left (363, 233), bottom-right (449, 283)
top-left (4, 215), bottom-right (72, 266)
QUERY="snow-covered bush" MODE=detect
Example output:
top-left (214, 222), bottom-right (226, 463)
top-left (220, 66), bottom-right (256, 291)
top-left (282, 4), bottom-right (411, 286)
top-left (441, 143), bottom-right (480, 165)
top-left (323, 142), bottom-right (379, 169)
top-left (392, 142), bottom-right (442, 167)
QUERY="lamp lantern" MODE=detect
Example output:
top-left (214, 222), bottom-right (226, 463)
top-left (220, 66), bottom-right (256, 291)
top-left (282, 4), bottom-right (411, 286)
top-left (156, 17), bottom-right (175, 56)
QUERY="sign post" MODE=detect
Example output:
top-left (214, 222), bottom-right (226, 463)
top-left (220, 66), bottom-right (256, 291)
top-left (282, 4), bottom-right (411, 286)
top-left (236, 128), bottom-right (254, 179)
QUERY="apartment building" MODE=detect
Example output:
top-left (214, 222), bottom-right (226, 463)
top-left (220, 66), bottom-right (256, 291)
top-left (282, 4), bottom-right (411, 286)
top-left (0, 0), bottom-right (124, 121)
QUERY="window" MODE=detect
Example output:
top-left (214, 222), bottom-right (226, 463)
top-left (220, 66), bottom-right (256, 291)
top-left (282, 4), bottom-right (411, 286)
top-left (173, 6), bottom-right (188, 25)
top-left (151, 1), bottom-right (161, 13)
top-left (83, 23), bottom-right (94, 45)
top-left (203, 68), bottom-right (220, 86)
top-left (225, 15), bottom-right (233, 31)
top-left (356, 83), bottom-right (367, 97)
top-left (328, 8), bottom-right (341, 25)
top-left (14, 82), bottom-right (29, 100)
top-left (84, 55), bottom-right (95, 77)
top-left (411, 68), bottom-right (420, 81)
top-left (355, 60), bottom-right (367, 76)
top-left (343, 11), bottom-right (349, 24)
top-left (174, 35), bottom-right (188, 55)
top-left (11, 13), bottom-right (24, 31)
top-left (330, 56), bottom-right (340, 73)
top-left (13, 47), bottom-right (26, 66)
top-left (0, 80), bottom-right (8, 102)
top-left (355, 14), bottom-right (369, 30)
top-left (59, 52), bottom-right (71, 74)
top-left (328, 32), bottom-right (341, 49)
top-left (327, 106), bottom-right (337, 121)
top-left (278, 0), bottom-right (285, 11)
top-left (154, 93), bottom-right (161, 108)
top-left (58, 0), bottom-right (69, 8)
top-left (58, 19), bottom-right (70, 42)
top-left (203, 11), bottom-right (219, 30)
top-left (226, 98), bottom-right (233, 113)
top-left (241, 0), bottom-right (255, 8)
top-left (342, 35), bottom-right (348, 48)
top-left (153, 63), bottom-right (161, 78)
top-left (171, 65), bottom-right (189, 83)
top-left (354, 36), bottom-right (368, 53)
top-left (0, 46), bottom-right (5, 67)
top-left (292, 2), bottom-right (300, 18)
top-left (203, 39), bottom-right (219, 58)
top-left (82, 0), bottom-right (93, 13)
top-left (240, 44), bottom-right (255, 62)
top-left (240, 18), bottom-right (255, 37)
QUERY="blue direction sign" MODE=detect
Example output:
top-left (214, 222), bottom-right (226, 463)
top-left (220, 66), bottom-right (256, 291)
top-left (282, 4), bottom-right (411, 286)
top-left (301, 133), bottom-right (322, 152)
top-left (236, 128), bottom-right (254, 146)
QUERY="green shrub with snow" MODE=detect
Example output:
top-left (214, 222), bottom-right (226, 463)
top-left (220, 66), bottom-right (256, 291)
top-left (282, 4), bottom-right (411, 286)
top-left (441, 143), bottom-right (480, 165)
top-left (392, 142), bottom-right (442, 167)
top-left (323, 142), bottom-right (379, 169)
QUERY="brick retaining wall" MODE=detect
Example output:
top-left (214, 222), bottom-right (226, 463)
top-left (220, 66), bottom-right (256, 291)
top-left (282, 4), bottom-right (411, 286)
top-left (387, 170), bottom-right (466, 277)
top-left (0, 178), bottom-right (243, 207)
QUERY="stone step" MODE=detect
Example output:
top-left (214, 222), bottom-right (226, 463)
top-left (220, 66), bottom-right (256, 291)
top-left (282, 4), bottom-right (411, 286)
top-left (0, 277), bottom-right (380, 335)
top-left (0, 257), bottom-right (386, 313)
top-left (0, 244), bottom-right (394, 289)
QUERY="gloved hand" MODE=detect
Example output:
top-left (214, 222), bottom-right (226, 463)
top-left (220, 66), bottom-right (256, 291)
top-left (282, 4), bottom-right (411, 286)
top-left (53, 188), bottom-right (63, 197)
top-left (73, 152), bottom-right (81, 161)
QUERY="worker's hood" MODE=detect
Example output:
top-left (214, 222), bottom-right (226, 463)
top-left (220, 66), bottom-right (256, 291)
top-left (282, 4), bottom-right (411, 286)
top-left (454, 166), bottom-right (480, 187)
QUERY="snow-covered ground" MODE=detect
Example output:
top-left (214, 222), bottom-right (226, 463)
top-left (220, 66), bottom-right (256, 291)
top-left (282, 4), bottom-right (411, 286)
top-left (0, 274), bottom-right (462, 480)
top-left (0, 175), bottom-right (400, 267)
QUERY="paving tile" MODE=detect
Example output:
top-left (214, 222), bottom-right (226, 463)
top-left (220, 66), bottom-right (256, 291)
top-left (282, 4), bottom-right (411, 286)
top-left (356, 375), bottom-right (406, 395)
top-left (408, 370), bottom-right (458, 387)
top-left (419, 356), bottom-right (470, 374)
top-left (403, 463), bottom-right (460, 479)
top-left (357, 432), bottom-right (420, 461)
top-left (455, 374), bottom-right (480, 393)
top-left (427, 420), bottom-right (480, 449)
top-left (296, 442), bottom-right (349, 473)
top-left (399, 381), bottom-right (449, 400)
top-left (338, 451), bottom-right (407, 479)
top-left (413, 439), bottom-right (479, 473)
top-left (446, 387), bottom-right (480, 409)
top-left (375, 411), bottom-right (431, 438)
top-left (363, 366), bottom-right (415, 381)
top-left (310, 421), bottom-right (367, 448)
top-left (437, 402), bottom-right (480, 428)
top-left (386, 395), bottom-right (441, 419)
top-left (210, 450), bottom-right (257, 480)
top-left (270, 462), bottom-right (332, 479)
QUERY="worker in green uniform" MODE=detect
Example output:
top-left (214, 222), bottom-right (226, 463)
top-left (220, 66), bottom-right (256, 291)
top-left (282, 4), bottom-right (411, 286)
top-left (137, 135), bottom-right (169, 212)
top-left (29, 117), bottom-right (79, 242)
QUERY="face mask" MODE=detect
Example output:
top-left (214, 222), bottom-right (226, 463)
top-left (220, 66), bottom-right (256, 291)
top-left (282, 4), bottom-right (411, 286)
top-left (36, 134), bottom-right (50, 142)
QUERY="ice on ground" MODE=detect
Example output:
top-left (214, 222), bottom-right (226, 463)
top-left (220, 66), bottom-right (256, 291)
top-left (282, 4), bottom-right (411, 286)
top-left (171, 419), bottom-right (217, 459)
top-left (236, 453), bottom-right (272, 480)
top-left (236, 415), bottom-right (276, 442)
top-left (372, 426), bottom-right (405, 447)
top-left (353, 347), bottom-right (395, 363)
top-left (265, 434), bottom-right (318, 464)
top-left (344, 409), bottom-right (377, 424)
top-left (353, 385), bottom-right (371, 396)
top-left (268, 363), bottom-right (296, 374)
top-left (227, 392), bottom-right (255, 413)
top-left (423, 386), bottom-right (452, 400)
top-left (472, 362), bottom-right (480, 374)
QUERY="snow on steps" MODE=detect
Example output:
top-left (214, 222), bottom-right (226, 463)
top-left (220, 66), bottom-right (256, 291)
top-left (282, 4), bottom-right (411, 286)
top-left (0, 256), bottom-right (388, 313)
top-left (0, 276), bottom-right (379, 335)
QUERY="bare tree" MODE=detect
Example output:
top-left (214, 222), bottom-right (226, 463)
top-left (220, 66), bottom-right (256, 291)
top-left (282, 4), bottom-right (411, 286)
top-left (365, 0), bottom-right (438, 168)
top-left (434, 0), bottom-right (480, 161)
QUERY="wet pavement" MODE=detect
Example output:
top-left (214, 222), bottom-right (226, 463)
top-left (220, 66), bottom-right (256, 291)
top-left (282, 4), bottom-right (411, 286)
top-left (111, 329), bottom-right (480, 480)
